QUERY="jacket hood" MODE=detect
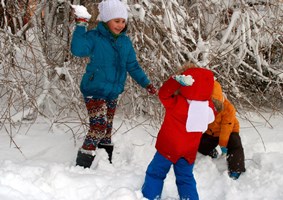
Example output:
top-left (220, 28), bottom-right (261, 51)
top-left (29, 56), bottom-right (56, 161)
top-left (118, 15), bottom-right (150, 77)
top-left (212, 80), bottom-right (224, 102)
top-left (180, 67), bottom-right (214, 101)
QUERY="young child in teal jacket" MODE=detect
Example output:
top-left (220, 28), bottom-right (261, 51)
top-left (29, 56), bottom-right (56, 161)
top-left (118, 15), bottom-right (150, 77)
top-left (71, 0), bottom-right (156, 168)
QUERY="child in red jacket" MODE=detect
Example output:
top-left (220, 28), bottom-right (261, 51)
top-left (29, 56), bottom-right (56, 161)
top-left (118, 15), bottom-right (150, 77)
top-left (142, 66), bottom-right (216, 200)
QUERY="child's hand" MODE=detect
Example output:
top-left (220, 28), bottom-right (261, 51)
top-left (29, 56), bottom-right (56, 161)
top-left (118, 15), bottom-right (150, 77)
top-left (220, 146), bottom-right (228, 156)
top-left (71, 5), bottom-right (92, 20)
top-left (146, 84), bottom-right (157, 95)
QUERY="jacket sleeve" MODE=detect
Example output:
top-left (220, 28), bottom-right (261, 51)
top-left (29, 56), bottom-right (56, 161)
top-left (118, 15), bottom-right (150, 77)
top-left (158, 77), bottom-right (181, 108)
top-left (218, 100), bottom-right (236, 147)
top-left (70, 25), bottom-right (95, 57)
top-left (126, 41), bottom-right (150, 88)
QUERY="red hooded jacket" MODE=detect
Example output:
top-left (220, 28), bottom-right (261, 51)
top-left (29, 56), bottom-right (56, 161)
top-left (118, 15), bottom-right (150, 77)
top-left (155, 68), bottom-right (216, 164)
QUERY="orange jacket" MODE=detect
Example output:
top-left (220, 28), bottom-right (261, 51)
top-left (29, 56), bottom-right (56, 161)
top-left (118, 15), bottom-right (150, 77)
top-left (205, 98), bottom-right (240, 147)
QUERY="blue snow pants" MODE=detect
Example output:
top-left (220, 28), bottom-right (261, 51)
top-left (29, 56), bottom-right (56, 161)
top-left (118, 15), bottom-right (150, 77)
top-left (142, 152), bottom-right (199, 200)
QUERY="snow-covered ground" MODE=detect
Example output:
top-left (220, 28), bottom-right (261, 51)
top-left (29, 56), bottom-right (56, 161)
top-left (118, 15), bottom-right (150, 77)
top-left (0, 111), bottom-right (283, 200)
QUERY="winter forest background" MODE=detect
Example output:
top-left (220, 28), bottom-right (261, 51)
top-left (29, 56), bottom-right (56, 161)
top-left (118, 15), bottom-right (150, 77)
top-left (1, 0), bottom-right (283, 131)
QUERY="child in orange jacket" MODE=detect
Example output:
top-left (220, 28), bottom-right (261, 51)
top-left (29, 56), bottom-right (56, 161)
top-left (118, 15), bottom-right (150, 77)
top-left (142, 66), bottom-right (216, 200)
top-left (198, 81), bottom-right (246, 180)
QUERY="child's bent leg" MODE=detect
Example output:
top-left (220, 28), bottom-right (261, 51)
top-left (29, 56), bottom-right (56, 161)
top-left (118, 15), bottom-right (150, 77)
top-left (227, 133), bottom-right (246, 173)
top-left (99, 99), bottom-right (117, 145)
top-left (82, 98), bottom-right (108, 150)
top-left (98, 99), bottom-right (117, 163)
top-left (142, 152), bottom-right (172, 200)
top-left (198, 133), bottom-right (218, 156)
top-left (174, 158), bottom-right (199, 200)
top-left (76, 98), bottom-right (108, 168)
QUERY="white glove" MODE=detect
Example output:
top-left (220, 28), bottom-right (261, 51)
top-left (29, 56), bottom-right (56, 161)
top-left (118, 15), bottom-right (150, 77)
top-left (71, 5), bottom-right (92, 20)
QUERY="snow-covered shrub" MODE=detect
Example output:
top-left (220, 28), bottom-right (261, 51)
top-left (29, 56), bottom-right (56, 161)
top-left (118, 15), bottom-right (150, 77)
top-left (0, 0), bottom-right (282, 138)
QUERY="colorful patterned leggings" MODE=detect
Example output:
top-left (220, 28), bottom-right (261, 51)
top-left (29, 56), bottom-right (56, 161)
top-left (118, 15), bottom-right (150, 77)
top-left (81, 98), bottom-right (117, 151)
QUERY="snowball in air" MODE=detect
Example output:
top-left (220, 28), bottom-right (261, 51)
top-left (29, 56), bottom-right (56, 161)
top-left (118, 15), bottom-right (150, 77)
top-left (71, 5), bottom-right (92, 19)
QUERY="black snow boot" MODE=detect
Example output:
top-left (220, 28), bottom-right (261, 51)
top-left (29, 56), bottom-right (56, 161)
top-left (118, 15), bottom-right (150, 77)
top-left (98, 143), bottom-right (114, 164)
top-left (76, 149), bottom-right (95, 168)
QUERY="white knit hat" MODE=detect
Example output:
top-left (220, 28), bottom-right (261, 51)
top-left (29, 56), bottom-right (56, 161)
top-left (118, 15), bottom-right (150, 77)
top-left (98, 0), bottom-right (128, 22)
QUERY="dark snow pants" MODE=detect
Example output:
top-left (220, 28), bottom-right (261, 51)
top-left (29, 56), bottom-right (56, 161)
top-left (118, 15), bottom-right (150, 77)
top-left (198, 132), bottom-right (246, 173)
top-left (142, 151), bottom-right (199, 200)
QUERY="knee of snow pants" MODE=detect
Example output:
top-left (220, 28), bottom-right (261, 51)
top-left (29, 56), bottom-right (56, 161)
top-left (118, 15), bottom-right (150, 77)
top-left (173, 159), bottom-right (199, 200)
top-left (227, 132), bottom-right (245, 172)
top-left (142, 151), bottom-right (172, 200)
top-left (198, 133), bottom-right (219, 155)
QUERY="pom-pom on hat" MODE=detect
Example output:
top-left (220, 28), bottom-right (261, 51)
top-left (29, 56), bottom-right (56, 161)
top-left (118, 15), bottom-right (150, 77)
top-left (98, 0), bottom-right (128, 22)
top-left (180, 67), bottom-right (214, 101)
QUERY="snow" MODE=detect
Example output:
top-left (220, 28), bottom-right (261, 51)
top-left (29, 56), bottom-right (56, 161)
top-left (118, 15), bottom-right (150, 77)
top-left (0, 111), bottom-right (283, 200)
top-left (162, 2), bottom-right (181, 46)
top-left (71, 5), bottom-right (92, 20)
top-left (221, 10), bottom-right (241, 44)
top-left (1, 1), bottom-right (282, 199)
top-left (174, 74), bottom-right (195, 86)
top-left (131, 4), bottom-right (146, 21)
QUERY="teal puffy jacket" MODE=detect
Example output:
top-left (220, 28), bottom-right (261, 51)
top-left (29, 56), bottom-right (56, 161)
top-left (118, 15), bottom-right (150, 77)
top-left (71, 22), bottom-right (150, 100)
